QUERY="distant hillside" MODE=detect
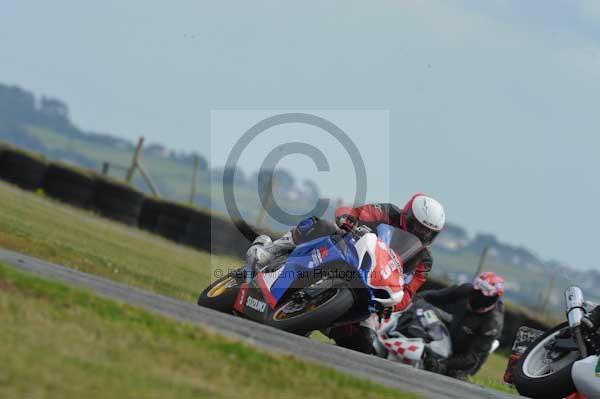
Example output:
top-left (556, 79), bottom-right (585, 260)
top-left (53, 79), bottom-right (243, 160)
top-left (0, 82), bottom-right (326, 229)
top-left (433, 228), bottom-right (600, 313)
top-left (1, 82), bottom-right (598, 315)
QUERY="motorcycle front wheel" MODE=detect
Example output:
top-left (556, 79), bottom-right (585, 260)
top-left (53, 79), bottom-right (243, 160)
top-left (266, 280), bottom-right (354, 334)
top-left (513, 322), bottom-right (579, 399)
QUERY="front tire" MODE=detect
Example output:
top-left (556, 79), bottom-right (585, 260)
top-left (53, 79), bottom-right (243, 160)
top-left (197, 268), bottom-right (245, 313)
top-left (513, 322), bottom-right (579, 399)
top-left (266, 280), bottom-right (354, 334)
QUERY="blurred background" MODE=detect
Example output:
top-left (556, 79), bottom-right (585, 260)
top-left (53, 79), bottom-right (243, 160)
top-left (2, 0), bottom-right (600, 318)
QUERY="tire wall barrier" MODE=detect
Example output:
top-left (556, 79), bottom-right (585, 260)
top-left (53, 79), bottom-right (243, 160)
top-left (93, 177), bottom-right (144, 226)
top-left (43, 163), bottom-right (95, 208)
top-left (138, 196), bottom-right (164, 232)
top-left (0, 145), bottom-right (48, 190)
top-left (0, 141), bottom-right (549, 349)
top-left (155, 202), bottom-right (195, 242)
top-left (0, 141), bottom-right (271, 257)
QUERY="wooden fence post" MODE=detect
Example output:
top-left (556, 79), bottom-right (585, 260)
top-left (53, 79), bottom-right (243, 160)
top-left (125, 137), bottom-right (145, 183)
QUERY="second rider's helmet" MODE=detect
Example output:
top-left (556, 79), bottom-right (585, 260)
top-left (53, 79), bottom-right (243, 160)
top-left (469, 272), bottom-right (505, 313)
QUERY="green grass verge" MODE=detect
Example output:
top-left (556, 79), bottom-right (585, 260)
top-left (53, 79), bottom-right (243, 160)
top-left (0, 182), bottom-right (512, 392)
top-left (0, 181), bottom-right (239, 302)
top-left (0, 263), bottom-right (421, 399)
top-left (470, 352), bottom-right (516, 394)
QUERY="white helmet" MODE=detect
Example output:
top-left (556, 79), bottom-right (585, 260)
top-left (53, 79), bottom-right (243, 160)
top-left (404, 194), bottom-right (445, 245)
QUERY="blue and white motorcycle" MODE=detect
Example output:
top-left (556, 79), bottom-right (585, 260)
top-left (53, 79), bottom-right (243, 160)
top-left (198, 224), bottom-right (424, 335)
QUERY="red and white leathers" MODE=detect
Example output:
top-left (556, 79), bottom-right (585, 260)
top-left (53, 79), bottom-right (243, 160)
top-left (335, 193), bottom-right (436, 313)
top-left (327, 194), bottom-right (443, 353)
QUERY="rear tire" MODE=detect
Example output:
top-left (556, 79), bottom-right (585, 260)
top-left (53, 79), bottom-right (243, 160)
top-left (266, 281), bottom-right (354, 334)
top-left (513, 322), bottom-right (578, 399)
top-left (197, 268), bottom-right (245, 313)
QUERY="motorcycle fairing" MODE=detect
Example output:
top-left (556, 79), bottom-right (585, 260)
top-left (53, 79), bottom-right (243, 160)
top-left (233, 282), bottom-right (250, 313)
top-left (380, 335), bottom-right (426, 363)
top-left (572, 355), bottom-right (600, 398)
top-left (365, 235), bottom-right (405, 306)
top-left (268, 234), bottom-right (350, 304)
top-left (234, 279), bottom-right (271, 322)
top-left (256, 269), bottom-right (281, 308)
top-left (236, 224), bottom-right (423, 319)
top-left (235, 233), bottom-right (355, 320)
top-left (375, 301), bottom-right (453, 366)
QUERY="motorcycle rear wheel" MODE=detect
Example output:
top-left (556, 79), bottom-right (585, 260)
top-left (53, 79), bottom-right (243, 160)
top-left (513, 322), bottom-right (579, 399)
top-left (197, 268), bottom-right (245, 313)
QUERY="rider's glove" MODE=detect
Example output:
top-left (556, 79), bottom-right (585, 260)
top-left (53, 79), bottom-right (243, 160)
top-left (336, 214), bottom-right (357, 232)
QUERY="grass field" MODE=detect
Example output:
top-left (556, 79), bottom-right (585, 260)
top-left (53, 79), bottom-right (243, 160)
top-left (0, 263), bottom-right (421, 399)
top-left (0, 181), bottom-right (231, 302)
top-left (470, 353), bottom-right (515, 394)
top-left (0, 181), bottom-right (514, 394)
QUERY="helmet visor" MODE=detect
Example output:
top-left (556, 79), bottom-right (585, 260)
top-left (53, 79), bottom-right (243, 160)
top-left (406, 210), bottom-right (439, 245)
top-left (468, 290), bottom-right (499, 313)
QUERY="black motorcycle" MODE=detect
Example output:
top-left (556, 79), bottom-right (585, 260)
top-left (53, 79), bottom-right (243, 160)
top-left (512, 287), bottom-right (600, 399)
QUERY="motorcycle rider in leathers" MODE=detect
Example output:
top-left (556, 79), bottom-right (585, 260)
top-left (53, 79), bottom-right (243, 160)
top-left (416, 272), bottom-right (505, 379)
top-left (246, 193), bottom-right (446, 353)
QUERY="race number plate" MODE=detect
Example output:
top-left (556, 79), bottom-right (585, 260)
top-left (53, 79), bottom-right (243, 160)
top-left (503, 326), bottom-right (544, 385)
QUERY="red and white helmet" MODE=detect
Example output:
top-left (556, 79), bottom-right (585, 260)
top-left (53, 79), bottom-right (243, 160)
top-left (402, 193), bottom-right (445, 246)
top-left (469, 272), bottom-right (505, 313)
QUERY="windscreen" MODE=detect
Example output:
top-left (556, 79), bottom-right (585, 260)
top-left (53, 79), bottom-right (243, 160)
top-left (376, 224), bottom-right (424, 274)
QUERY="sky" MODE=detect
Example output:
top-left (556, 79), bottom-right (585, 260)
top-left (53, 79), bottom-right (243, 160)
top-left (2, 1), bottom-right (600, 269)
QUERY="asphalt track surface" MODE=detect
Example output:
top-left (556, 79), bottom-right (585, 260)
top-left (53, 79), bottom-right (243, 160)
top-left (0, 247), bottom-right (524, 399)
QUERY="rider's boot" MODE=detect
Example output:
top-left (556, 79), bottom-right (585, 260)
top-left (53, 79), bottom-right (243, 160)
top-left (246, 231), bottom-right (296, 269)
